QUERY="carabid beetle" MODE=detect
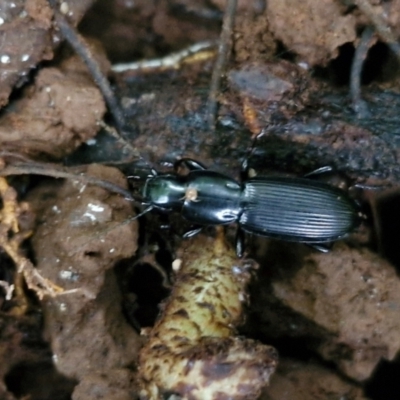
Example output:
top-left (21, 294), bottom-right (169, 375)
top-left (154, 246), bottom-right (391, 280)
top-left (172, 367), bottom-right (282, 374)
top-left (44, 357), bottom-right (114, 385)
top-left (132, 158), bottom-right (361, 256)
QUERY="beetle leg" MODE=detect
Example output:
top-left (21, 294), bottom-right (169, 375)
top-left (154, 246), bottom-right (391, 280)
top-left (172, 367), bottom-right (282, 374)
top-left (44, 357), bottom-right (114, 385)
top-left (183, 226), bottom-right (203, 238)
top-left (130, 205), bottom-right (154, 221)
top-left (353, 182), bottom-right (387, 190)
top-left (150, 168), bottom-right (158, 177)
top-left (235, 228), bottom-right (245, 258)
top-left (304, 166), bottom-right (333, 178)
top-left (240, 130), bottom-right (266, 180)
top-left (240, 158), bottom-right (249, 180)
top-left (308, 243), bottom-right (331, 253)
top-left (174, 158), bottom-right (207, 172)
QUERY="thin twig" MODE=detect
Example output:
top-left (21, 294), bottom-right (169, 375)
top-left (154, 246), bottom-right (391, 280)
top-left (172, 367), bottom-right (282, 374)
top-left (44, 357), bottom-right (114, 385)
top-left (350, 25), bottom-right (375, 117)
top-left (69, 207), bottom-right (152, 255)
top-left (354, 0), bottom-right (400, 62)
top-left (96, 120), bottom-right (142, 160)
top-left (207, 0), bottom-right (238, 130)
top-left (0, 161), bottom-right (134, 200)
top-left (112, 41), bottom-right (217, 73)
top-left (47, 0), bottom-right (139, 157)
top-left (0, 177), bottom-right (65, 311)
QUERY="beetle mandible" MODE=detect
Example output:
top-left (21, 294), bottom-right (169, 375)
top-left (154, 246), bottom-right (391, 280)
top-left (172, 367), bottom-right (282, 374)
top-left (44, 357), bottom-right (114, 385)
top-left (132, 158), bottom-right (361, 256)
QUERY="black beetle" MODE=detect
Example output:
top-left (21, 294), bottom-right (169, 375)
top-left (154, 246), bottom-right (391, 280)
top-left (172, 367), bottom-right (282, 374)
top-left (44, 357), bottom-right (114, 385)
top-left (132, 159), bottom-right (361, 256)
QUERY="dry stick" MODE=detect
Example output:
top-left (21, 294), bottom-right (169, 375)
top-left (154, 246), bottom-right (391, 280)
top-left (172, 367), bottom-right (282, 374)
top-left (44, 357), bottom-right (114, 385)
top-left (207, 0), bottom-right (238, 130)
top-left (0, 177), bottom-right (65, 310)
top-left (354, 0), bottom-right (400, 62)
top-left (350, 25), bottom-right (375, 117)
top-left (0, 162), bottom-right (134, 200)
top-left (112, 41), bottom-right (217, 73)
top-left (47, 0), bottom-right (140, 158)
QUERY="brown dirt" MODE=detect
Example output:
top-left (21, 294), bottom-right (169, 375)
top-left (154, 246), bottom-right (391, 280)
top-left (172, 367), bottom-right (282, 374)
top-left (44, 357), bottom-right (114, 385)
top-left (261, 358), bottom-right (366, 400)
top-left (0, 58), bottom-right (106, 158)
top-left (267, 242), bottom-right (400, 381)
top-left (26, 164), bottom-right (141, 398)
top-left (0, 0), bottom-right (96, 108)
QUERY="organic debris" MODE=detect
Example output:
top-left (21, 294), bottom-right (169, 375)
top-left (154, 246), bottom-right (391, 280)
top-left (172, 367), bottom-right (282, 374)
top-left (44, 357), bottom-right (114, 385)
top-left (261, 358), bottom-right (367, 400)
top-left (0, 176), bottom-right (65, 312)
top-left (138, 230), bottom-right (278, 400)
top-left (247, 241), bottom-right (400, 382)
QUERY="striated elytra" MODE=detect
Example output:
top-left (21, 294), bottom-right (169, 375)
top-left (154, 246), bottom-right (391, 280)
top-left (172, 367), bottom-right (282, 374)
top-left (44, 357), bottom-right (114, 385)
top-left (136, 159), bottom-right (361, 256)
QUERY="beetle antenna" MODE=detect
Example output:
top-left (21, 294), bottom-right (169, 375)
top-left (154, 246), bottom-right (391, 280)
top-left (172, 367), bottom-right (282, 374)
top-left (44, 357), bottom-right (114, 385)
top-left (0, 160), bottom-right (135, 201)
top-left (241, 130), bottom-right (266, 179)
top-left (69, 205), bottom-right (154, 255)
top-left (130, 205), bottom-right (154, 220)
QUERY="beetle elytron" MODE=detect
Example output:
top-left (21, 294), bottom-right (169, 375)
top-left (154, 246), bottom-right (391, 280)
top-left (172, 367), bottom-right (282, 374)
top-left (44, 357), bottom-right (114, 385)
top-left (132, 158), bottom-right (360, 256)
